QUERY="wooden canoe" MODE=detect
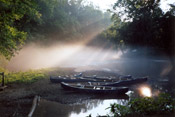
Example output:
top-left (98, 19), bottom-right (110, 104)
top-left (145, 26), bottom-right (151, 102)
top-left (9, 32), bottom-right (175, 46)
top-left (50, 76), bottom-right (120, 83)
top-left (50, 74), bottom-right (132, 83)
top-left (61, 82), bottom-right (129, 94)
top-left (61, 77), bottom-right (148, 87)
top-left (101, 77), bottom-right (148, 87)
top-left (50, 76), bottom-right (98, 83)
top-left (74, 73), bottom-right (132, 81)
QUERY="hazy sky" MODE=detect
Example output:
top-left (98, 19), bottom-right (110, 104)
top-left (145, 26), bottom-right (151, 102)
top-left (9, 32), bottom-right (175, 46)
top-left (88, 0), bottom-right (175, 11)
top-left (87, 0), bottom-right (116, 10)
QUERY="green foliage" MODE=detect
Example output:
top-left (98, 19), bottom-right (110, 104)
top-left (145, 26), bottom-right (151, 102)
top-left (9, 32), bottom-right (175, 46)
top-left (0, 69), bottom-right (48, 84)
top-left (104, 0), bottom-right (175, 56)
top-left (0, 0), bottom-right (111, 59)
top-left (113, 0), bottom-right (162, 21)
top-left (107, 93), bottom-right (175, 117)
top-left (34, 0), bottom-right (110, 38)
top-left (107, 103), bottom-right (131, 117)
top-left (101, 16), bottom-right (127, 51)
top-left (0, 0), bottom-right (41, 59)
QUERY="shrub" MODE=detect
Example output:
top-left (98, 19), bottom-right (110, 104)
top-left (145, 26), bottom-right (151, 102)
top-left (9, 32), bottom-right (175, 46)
top-left (107, 93), bottom-right (175, 117)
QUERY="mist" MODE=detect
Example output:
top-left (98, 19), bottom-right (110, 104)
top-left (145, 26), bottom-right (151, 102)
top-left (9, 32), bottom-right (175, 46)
top-left (7, 40), bottom-right (172, 81)
top-left (6, 13), bottom-right (113, 72)
top-left (7, 42), bottom-right (122, 72)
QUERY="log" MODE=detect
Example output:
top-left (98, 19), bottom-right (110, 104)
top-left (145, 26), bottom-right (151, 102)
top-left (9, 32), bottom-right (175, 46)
top-left (28, 95), bottom-right (40, 117)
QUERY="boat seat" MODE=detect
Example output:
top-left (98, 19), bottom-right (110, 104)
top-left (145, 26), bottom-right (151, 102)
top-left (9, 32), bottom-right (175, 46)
top-left (88, 82), bottom-right (92, 85)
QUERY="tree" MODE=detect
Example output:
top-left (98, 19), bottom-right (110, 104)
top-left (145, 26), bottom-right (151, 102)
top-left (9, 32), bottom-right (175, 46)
top-left (0, 0), bottom-right (41, 59)
top-left (104, 0), bottom-right (175, 83)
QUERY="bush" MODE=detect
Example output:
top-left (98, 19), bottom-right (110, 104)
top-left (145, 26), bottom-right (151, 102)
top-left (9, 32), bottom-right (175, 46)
top-left (107, 93), bottom-right (175, 117)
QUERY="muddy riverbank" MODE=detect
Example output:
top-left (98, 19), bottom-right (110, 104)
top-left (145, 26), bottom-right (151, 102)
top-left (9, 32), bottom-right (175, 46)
top-left (0, 67), bottom-right (122, 117)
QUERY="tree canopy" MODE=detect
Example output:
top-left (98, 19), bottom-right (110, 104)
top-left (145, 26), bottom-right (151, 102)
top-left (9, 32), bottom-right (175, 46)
top-left (103, 0), bottom-right (175, 56)
top-left (0, 0), bottom-right (41, 59)
top-left (0, 0), bottom-right (110, 59)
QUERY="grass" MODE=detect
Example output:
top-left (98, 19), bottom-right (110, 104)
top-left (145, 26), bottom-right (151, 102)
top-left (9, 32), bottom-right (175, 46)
top-left (0, 68), bottom-right (49, 84)
top-left (0, 66), bottom-right (75, 85)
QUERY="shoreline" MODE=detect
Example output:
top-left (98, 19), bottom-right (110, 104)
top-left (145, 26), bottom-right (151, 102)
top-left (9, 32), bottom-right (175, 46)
top-left (0, 67), bottom-right (120, 117)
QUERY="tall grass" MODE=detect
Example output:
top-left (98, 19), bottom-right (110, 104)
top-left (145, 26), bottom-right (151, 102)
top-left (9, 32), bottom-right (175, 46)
top-left (0, 69), bottom-right (48, 84)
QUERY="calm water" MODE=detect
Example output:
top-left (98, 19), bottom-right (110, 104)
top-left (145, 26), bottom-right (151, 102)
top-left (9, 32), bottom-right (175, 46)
top-left (33, 98), bottom-right (129, 117)
top-left (33, 57), bottom-right (174, 117)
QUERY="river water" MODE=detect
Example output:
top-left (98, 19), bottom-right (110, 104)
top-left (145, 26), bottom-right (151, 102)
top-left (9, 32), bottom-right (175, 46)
top-left (33, 56), bottom-right (174, 117)
top-left (33, 98), bottom-right (129, 117)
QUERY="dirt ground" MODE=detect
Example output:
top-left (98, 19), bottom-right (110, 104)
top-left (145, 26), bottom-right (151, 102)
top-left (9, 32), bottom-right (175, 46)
top-left (0, 67), bottom-right (120, 117)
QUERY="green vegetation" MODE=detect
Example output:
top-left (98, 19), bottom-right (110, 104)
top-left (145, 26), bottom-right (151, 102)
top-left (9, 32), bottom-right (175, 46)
top-left (104, 0), bottom-right (175, 56)
top-left (107, 93), bottom-right (175, 117)
top-left (0, 69), bottom-right (48, 84)
top-left (0, 0), bottom-right (40, 59)
top-left (0, 0), bottom-right (110, 59)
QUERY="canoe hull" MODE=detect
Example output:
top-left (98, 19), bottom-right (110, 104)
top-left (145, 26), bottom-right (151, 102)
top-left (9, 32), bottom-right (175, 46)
top-left (50, 76), bottom-right (97, 83)
top-left (61, 82), bottom-right (129, 94)
top-left (102, 77), bottom-right (148, 87)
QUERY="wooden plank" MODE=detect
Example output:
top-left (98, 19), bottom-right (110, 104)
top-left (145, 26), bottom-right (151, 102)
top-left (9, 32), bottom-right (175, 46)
top-left (28, 95), bottom-right (40, 117)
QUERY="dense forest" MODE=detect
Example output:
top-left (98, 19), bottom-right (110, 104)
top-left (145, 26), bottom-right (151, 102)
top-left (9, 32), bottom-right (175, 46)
top-left (101, 0), bottom-right (175, 82)
top-left (103, 0), bottom-right (175, 56)
top-left (0, 0), bottom-right (110, 59)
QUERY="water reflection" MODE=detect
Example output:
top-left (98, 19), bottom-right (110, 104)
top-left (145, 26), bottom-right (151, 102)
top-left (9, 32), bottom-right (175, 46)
top-left (33, 98), bottom-right (129, 117)
top-left (70, 99), bottom-right (127, 117)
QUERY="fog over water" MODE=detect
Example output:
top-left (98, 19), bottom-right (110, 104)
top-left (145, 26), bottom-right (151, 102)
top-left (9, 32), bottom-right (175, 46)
top-left (7, 42), bottom-right (121, 71)
top-left (7, 41), bottom-right (172, 81)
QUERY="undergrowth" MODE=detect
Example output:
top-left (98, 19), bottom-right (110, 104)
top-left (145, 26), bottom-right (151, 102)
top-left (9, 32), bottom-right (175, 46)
top-left (0, 68), bottom-right (49, 84)
top-left (107, 93), bottom-right (175, 117)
